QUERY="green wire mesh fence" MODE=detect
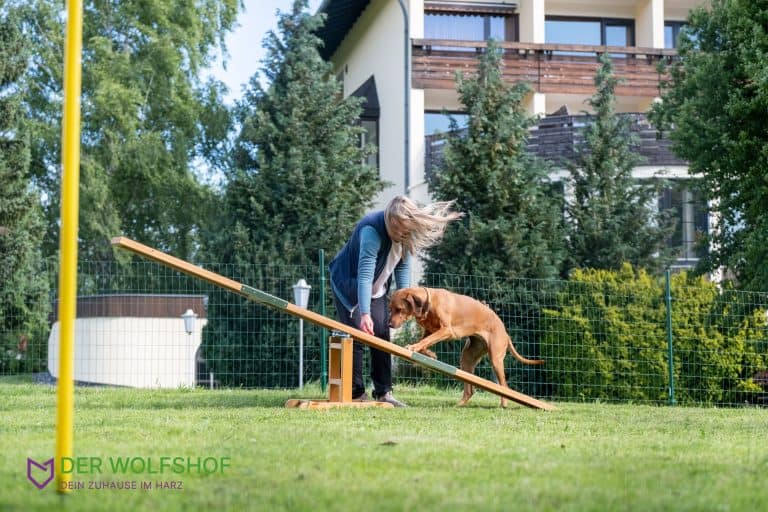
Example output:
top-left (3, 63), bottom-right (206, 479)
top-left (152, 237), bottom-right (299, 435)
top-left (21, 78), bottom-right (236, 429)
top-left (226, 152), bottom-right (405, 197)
top-left (2, 259), bottom-right (767, 406)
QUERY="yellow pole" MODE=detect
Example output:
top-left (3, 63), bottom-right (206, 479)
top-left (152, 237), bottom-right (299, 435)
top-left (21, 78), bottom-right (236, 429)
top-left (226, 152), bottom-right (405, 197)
top-left (55, 0), bottom-right (83, 495)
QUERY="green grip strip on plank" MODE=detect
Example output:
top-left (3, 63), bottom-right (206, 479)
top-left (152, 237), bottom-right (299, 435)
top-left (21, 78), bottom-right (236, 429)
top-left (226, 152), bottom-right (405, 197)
top-left (241, 285), bottom-right (289, 310)
top-left (411, 352), bottom-right (458, 376)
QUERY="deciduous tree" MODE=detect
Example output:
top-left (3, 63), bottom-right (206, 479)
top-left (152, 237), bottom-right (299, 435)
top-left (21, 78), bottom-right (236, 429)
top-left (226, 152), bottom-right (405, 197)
top-left (17, 0), bottom-right (239, 262)
top-left (0, 12), bottom-right (49, 372)
top-left (651, 0), bottom-right (768, 290)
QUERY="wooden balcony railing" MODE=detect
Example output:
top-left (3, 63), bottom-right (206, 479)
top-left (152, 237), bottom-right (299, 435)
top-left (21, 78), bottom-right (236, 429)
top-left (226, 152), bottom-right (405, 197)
top-left (424, 113), bottom-right (686, 176)
top-left (412, 39), bottom-right (678, 97)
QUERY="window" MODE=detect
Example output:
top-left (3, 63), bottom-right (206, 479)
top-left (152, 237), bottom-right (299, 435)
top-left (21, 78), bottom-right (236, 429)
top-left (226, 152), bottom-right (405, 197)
top-left (360, 119), bottom-right (378, 170)
top-left (350, 77), bottom-right (379, 174)
top-left (605, 22), bottom-right (633, 47)
top-left (424, 111), bottom-right (469, 178)
top-left (335, 70), bottom-right (344, 99)
top-left (546, 17), bottom-right (634, 56)
top-left (425, 111), bottom-right (468, 136)
top-left (659, 182), bottom-right (709, 265)
top-left (546, 18), bottom-right (601, 46)
top-left (425, 13), bottom-right (509, 41)
top-left (664, 21), bottom-right (686, 49)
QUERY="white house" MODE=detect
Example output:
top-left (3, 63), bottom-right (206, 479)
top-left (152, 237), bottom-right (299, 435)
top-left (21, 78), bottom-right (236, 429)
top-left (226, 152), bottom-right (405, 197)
top-left (316, 0), bottom-right (707, 268)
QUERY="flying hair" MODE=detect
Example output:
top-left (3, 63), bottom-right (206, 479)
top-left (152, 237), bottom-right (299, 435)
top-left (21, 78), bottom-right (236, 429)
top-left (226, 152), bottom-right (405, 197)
top-left (384, 195), bottom-right (464, 255)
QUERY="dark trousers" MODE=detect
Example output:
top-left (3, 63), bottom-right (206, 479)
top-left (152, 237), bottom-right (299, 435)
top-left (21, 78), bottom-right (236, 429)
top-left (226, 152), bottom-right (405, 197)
top-left (332, 293), bottom-right (393, 398)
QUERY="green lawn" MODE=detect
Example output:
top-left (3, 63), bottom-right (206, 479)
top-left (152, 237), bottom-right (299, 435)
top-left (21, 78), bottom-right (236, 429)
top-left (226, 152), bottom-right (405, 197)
top-left (2, 375), bottom-right (766, 511)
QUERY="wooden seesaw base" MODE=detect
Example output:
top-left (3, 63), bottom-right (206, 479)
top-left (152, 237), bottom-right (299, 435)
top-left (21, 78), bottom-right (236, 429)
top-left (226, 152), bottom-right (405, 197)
top-left (285, 334), bottom-right (393, 409)
top-left (111, 237), bottom-right (556, 411)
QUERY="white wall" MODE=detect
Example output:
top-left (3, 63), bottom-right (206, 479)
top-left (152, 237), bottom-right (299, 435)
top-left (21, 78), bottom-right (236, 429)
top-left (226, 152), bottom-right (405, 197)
top-left (546, 0), bottom-right (637, 18)
top-left (48, 317), bottom-right (207, 388)
top-left (333, 0), bottom-right (412, 210)
top-left (635, 0), bottom-right (665, 48)
top-left (666, 0), bottom-right (702, 20)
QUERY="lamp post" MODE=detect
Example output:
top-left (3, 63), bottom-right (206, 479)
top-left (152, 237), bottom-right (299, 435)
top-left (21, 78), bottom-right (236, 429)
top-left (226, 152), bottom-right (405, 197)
top-left (181, 309), bottom-right (197, 387)
top-left (292, 279), bottom-right (311, 389)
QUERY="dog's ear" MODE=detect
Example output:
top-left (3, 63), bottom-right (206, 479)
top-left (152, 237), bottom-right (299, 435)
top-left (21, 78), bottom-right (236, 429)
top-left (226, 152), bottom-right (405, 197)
top-left (404, 294), bottom-right (417, 316)
top-left (411, 294), bottom-right (426, 317)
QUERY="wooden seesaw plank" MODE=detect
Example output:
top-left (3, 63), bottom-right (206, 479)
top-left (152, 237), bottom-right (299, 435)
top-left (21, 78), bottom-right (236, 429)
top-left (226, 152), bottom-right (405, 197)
top-left (111, 236), bottom-right (556, 411)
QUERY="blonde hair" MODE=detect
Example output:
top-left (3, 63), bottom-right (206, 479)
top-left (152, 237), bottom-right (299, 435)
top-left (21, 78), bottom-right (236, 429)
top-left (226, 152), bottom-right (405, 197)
top-left (384, 195), bottom-right (464, 254)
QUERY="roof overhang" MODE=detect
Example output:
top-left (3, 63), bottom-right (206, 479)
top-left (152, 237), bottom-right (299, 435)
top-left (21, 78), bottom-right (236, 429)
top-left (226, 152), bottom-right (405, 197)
top-left (315, 1), bottom-right (520, 61)
top-left (315, 0), bottom-right (373, 61)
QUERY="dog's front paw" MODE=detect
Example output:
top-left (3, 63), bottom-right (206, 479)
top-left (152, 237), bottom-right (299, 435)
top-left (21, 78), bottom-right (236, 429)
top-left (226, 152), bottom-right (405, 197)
top-left (421, 349), bottom-right (437, 359)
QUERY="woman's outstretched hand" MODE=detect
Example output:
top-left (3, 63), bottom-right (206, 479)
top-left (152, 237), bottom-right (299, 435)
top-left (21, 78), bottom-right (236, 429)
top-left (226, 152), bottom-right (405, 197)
top-left (359, 313), bottom-right (375, 335)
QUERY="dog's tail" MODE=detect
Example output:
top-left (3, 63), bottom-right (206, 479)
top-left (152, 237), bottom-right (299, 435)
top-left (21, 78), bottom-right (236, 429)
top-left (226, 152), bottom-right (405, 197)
top-left (507, 337), bottom-right (544, 365)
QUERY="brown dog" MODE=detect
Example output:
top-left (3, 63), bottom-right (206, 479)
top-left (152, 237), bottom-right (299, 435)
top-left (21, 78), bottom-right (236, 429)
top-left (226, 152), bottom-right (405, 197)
top-left (389, 287), bottom-right (543, 407)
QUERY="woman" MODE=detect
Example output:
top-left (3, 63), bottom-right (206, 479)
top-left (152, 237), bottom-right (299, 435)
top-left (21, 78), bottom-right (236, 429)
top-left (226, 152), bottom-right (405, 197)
top-left (329, 195), bottom-right (463, 406)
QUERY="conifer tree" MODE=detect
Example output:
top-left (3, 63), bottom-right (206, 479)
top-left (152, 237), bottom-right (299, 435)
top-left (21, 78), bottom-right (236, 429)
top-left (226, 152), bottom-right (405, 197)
top-left (422, 41), bottom-right (565, 395)
top-left (566, 53), bottom-right (675, 274)
top-left (205, 0), bottom-right (383, 387)
top-left (425, 40), bottom-right (564, 283)
top-left (219, 0), bottom-right (382, 269)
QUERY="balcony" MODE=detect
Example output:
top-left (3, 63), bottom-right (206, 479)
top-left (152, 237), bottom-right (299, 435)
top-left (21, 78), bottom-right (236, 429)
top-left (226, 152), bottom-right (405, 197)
top-left (412, 40), bottom-right (677, 97)
top-left (424, 113), bottom-right (686, 176)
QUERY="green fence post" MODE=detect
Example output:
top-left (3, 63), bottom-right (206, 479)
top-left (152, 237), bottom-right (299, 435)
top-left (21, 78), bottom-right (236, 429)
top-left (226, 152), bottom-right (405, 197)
top-left (319, 249), bottom-right (328, 392)
top-left (665, 269), bottom-right (676, 406)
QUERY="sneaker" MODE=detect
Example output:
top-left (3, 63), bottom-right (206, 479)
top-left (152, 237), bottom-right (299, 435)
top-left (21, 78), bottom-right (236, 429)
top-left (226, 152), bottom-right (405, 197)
top-left (353, 392), bottom-right (371, 402)
top-left (375, 391), bottom-right (408, 408)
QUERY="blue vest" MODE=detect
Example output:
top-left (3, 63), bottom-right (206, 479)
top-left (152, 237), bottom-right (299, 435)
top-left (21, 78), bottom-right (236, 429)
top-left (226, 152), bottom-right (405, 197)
top-left (329, 211), bottom-right (392, 312)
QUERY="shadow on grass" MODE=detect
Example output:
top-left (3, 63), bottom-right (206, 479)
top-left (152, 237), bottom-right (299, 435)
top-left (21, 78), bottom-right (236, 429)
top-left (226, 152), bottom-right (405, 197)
top-left (2, 374), bottom-right (304, 410)
top-left (3, 374), bottom-right (532, 411)
top-left (74, 389), bottom-right (310, 410)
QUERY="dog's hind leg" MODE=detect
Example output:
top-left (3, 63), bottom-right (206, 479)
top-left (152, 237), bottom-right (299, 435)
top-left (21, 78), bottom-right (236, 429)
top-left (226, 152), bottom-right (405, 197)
top-left (488, 338), bottom-right (511, 408)
top-left (458, 336), bottom-right (487, 406)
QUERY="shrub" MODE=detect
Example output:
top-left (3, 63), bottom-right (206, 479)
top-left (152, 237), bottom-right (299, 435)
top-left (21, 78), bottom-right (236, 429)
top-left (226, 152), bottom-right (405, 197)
top-left (541, 264), bottom-right (768, 404)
